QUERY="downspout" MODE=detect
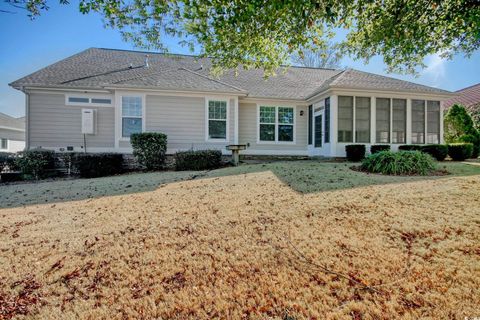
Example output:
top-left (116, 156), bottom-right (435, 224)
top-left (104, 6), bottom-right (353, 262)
top-left (24, 89), bottom-right (30, 150)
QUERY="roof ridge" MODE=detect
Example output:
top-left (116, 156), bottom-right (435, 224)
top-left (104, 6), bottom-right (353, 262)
top-left (179, 67), bottom-right (246, 92)
top-left (455, 82), bottom-right (480, 92)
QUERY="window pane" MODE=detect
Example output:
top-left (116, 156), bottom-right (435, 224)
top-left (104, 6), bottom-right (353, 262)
top-left (91, 98), bottom-right (111, 104)
top-left (338, 96), bottom-right (353, 142)
top-left (324, 98), bottom-right (330, 143)
top-left (122, 97), bottom-right (142, 117)
top-left (278, 107), bottom-right (294, 124)
top-left (122, 118), bottom-right (142, 137)
top-left (392, 99), bottom-right (406, 143)
top-left (278, 125), bottom-right (293, 142)
top-left (208, 101), bottom-right (227, 120)
top-left (208, 120), bottom-right (226, 139)
top-left (412, 100), bottom-right (425, 144)
top-left (315, 115), bottom-right (323, 147)
top-left (69, 97), bottom-right (89, 103)
top-left (260, 106), bottom-right (276, 123)
top-left (355, 97), bottom-right (371, 143)
top-left (427, 101), bottom-right (440, 144)
top-left (260, 124), bottom-right (275, 141)
top-left (1, 138), bottom-right (7, 149)
top-left (376, 98), bottom-right (390, 143)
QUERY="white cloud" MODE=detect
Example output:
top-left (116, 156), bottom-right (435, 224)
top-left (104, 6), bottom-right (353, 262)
top-left (422, 53), bottom-right (447, 87)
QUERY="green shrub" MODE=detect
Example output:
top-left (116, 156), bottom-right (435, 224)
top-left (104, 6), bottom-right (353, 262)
top-left (420, 144), bottom-right (448, 161)
top-left (361, 151), bottom-right (436, 176)
top-left (130, 132), bottom-right (168, 170)
top-left (458, 134), bottom-right (480, 158)
top-left (73, 153), bottom-right (124, 178)
top-left (370, 145), bottom-right (390, 154)
top-left (398, 145), bottom-right (423, 151)
top-left (175, 150), bottom-right (223, 171)
top-left (16, 149), bottom-right (55, 180)
top-left (0, 152), bottom-right (17, 173)
top-left (345, 145), bottom-right (366, 161)
top-left (448, 143), bottom-right (473, 161)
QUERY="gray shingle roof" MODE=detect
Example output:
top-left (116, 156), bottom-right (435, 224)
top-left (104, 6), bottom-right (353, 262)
top-left (10, 48), bottom-right (453, 99)
top-left (0, 113), bottom-right (25, 130)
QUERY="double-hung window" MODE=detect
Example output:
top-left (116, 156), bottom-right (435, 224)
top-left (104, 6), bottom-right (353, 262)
top-left (122, 96), bottom-right (143, 138)
top-left (259, 106), bottom-right (294, 142)
top-left (207, 100), bottom-right (228, 140)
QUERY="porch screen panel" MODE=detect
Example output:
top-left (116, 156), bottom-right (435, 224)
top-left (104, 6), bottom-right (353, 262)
top-left (355, 97), bottom-right (371, 143)
top-left (392, 99), bottom-right (406, 143)
top-left (376, 98), bottom-right (390, 143)
top-left (427, 101), bottom-right (440, 144)
top-left (324, 97), bottom-right (330, 143)
top-left (338, 96), bottom-right (353, 142)
top-left (411, 100), bottom-right (425, 144)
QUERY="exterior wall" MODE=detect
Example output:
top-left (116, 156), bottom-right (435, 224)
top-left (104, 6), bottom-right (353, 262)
top-left (238, 102), bottom-right (308, 155)
top-left (0, 128), bottom-right (25, 152)
top-left (28, 92), bottom-right (115, 151)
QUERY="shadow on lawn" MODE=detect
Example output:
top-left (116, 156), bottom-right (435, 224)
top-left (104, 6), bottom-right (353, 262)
top-left (1, 160), bottom-right (480, 209)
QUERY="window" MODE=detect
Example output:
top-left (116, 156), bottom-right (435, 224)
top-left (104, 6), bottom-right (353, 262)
top-left (122, 96), bottom-right (142, 138)
top-left (308, 105), bottom-right (312, 145)
top-left (392, 99), bottom-right (406, 143)
top-left (0, 138), bottom-right (7, 150)
top-left (324, 97), bottom-right (330, 143)
top-left (355, 97), bottom-right (371, 143)
top-left (67, 96), bottom-right (112, 105)
top-left (259, 106), bottom-right (294, 142)
top-left (208, 100), bottom-right (228, 140)
top-left (338, 96), bottom-right (353, 142)
top-left (412, 100), bottom-right (425, 144)
top-left (314, 115), bottom-right (322, 147)
top-left (376, 98), bottom-right (390, 143)
top-left (427, 101), bottom-right (440, 144)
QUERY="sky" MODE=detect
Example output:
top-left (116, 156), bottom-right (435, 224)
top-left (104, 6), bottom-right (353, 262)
top-left (1, 3), bottom-right (479, 118)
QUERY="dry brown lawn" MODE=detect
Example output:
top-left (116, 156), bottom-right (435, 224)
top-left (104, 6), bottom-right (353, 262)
top-left (1, 166), bottom-right (480, 319)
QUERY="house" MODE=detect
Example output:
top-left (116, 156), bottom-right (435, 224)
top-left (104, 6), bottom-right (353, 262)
top-left (0, 112), bottom-right (25, 153)
top-left (9, 48), bottom-right (454, 157)
top-left (444, 83), bottom-right (480, 125)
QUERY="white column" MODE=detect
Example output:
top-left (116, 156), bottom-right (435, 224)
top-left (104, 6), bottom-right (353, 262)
top-left (114, 90), bottom-right (121, 149)
top-left (234, 97), bottom-right (239, 144)
top-left (352, 96), bottom-right (356, 143)
top-left (406, 99), bottom-right (412, 144)
top-left (370, 96), bottom-right (376, 146)
top-left (330, 95), bottom-right (338, 157)
top-left (440, 101), bottom-right (445, 144)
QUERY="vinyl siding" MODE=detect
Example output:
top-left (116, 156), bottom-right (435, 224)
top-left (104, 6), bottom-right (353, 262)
top-left (0, 128), bottom-right (24, 141)
top-left (238, 102), bottom-right (308, 155)
top-left (138, 95), bottom-right (234, 152)
top-left (29, 93), bottom-right (115, 149)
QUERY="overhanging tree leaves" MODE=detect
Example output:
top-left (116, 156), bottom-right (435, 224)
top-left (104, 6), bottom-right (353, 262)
top-left (5, 0), bottom-right (480, 75)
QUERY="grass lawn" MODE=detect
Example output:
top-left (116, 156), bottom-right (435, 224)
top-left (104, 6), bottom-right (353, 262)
top-left (1, 160), bottom-right (479, 319)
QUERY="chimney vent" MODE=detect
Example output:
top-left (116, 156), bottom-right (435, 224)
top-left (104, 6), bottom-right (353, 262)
top-left (145, 54), bottom-right (149, 68)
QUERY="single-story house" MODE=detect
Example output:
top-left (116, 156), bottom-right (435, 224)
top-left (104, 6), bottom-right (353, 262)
top-left (9, 48), bottom-right (455, 157)
top-left (0, 113), bottom-right (25, 153)
top-left (444, 82), bottom-right (480, 113)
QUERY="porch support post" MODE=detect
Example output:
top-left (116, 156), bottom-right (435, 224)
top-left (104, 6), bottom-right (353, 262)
top-left (440, 101), bottom-right (445, 144)
top-left (234, 97), bottom-right (239, 144)
top-left (370, 96), bottom-right (376, 147)
top-left (330, 95), bottom-right (338, 157)
top-left (406, 98), bottom-right (412, 144)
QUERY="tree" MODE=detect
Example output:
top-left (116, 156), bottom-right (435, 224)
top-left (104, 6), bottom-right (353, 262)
top-left (444, 104), bottom-right (480, 158)
top-left (291, 42), bottom-right (343, 69)
top-left (5, 0), bottom-right (480, 75)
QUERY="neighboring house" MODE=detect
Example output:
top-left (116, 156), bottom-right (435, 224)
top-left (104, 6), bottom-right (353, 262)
top-left (0, 112), bottom-right (25, 153)
top-left (9, 48), bottom-right (454, 157)
top-left (444, 83), bottom-right (480, 123)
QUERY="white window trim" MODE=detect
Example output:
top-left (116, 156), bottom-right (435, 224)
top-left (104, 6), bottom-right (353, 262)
top-left (0, 138), bottom-right (8, 151)
top-left (65, 94), bottom-right (113, 107)
top-left (256, 104), bottom-right (296, 144)
top-left (120, 95), bottom-right (146, 141)
top-left (205, 97), bottom-right (230, 142)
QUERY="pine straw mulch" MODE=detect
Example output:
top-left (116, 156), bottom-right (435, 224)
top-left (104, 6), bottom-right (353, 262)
top-left (0, 171), bottom-right (479, 319)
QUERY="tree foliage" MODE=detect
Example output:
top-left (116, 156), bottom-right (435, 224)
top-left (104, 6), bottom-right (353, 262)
top-left (444, 104), bottom-right (480, 158)
top-left (291, 42), bottom-right (343, 69)
top-left (5, 0), bottom-right (480, 75)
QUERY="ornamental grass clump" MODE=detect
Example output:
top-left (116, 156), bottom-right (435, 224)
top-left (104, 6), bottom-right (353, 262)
top-left (361, 151), bottom-right (436, 176)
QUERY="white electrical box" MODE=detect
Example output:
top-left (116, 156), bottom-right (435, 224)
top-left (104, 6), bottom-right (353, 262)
top-left (81, 109), bottom-right (96, 134)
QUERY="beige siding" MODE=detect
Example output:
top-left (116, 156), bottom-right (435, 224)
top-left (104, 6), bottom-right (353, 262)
top-left (0, 128), bottom-right (24, 141)
top-left (143, 95), bottom-right (234, 152)
top-left (29, 93), bottom-right (115, 149)
top-left (238, 103), bottom-right (308, 155)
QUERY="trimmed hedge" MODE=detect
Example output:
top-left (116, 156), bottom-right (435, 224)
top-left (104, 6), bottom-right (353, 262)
top-left (345, 145), bottom-right (366, 161)
top-left (421, 144), bottom-right (448, 161)
top-left (458, 134), bottom-right (480, 158)
top-left (448, 143), bottom-right (473, 161)
top-left (73, 153), bottom-right (124, 178)
top-left (361, 151), bottom-right (436, 176)
top-left (16, 149), bottom-right (55, 180)
top-left (175, 150), bottom-right (222, 171)
top-left (370, 145), bottom-right (390, 154)
top-left (0, 152), bottom-right (17, 173)
top-left (130, 132), bottom-right (168, 170)
top-left (398, 145), bottom-right (423, 151)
